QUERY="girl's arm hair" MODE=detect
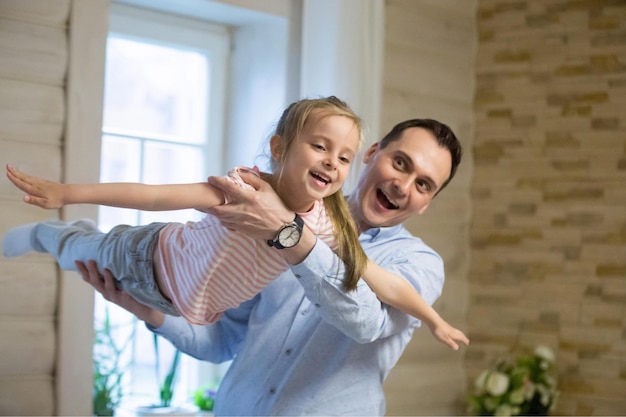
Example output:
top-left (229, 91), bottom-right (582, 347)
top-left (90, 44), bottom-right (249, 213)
top-left (362, 260), bottom-right (470, 350)
top-left (6, 164), bottom-right (224, 212)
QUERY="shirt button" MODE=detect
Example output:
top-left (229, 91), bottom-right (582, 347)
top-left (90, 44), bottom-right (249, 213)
top-left (301, 309), bottom-right (308, 315)
top-left (285, 349), bottom-right (292, 356)
top-left (269, 388), bottom-right (276, 394)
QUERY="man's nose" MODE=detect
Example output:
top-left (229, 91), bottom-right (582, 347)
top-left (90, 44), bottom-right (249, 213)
top-left (393, 175), bottom-right (412, 195)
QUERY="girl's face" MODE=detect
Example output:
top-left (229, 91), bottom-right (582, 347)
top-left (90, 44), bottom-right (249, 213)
top-left (272, 114), bottom-right (360, 212)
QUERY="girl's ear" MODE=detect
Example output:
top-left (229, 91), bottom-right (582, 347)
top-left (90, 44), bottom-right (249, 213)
top-left (269, 135), bottom-right (284, 159)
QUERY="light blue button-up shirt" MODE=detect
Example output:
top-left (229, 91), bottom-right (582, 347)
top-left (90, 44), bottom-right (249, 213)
top-left (152, 224), bottom-right (444, 416)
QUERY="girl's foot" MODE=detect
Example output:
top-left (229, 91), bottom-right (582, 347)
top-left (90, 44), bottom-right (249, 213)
top-left (2, 223), bottom-right (37, 257)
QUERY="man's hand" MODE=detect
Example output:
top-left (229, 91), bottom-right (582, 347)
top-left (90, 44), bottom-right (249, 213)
top-left (206, 170), bottom-right (293, 241)
top-left (76, 260), bottom-right (165, 327)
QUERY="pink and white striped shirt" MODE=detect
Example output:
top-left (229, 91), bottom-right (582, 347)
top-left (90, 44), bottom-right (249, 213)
top-left (156, 168), bottom-right (336, 324)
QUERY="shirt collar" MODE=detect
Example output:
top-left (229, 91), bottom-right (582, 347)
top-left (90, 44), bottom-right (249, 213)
top-left (360, 223), bottom-right (405, 241)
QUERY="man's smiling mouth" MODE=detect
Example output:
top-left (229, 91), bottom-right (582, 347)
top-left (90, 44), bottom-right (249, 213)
top-left (376, 189), bottom-right (399, 209)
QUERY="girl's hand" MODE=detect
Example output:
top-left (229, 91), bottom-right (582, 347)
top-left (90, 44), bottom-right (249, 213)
top-left (428, 320), bottom-right (470, 351)
top-left (6, 164), bottom-right (67, 209)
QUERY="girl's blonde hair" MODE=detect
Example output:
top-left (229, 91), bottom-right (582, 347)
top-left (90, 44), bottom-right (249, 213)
top-left (270, 96), bottom-right (367, 291)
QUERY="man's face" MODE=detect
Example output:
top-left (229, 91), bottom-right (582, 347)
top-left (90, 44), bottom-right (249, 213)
top-left (350, 127), bottom-right (453, 231)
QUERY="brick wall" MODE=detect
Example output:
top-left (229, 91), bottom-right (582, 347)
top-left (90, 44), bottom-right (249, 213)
top-left (468, 0), bottom-right (626, 415)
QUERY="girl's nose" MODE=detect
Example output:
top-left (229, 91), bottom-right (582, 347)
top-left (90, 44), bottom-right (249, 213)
top-left (324, 157), bottom-right (337, 169)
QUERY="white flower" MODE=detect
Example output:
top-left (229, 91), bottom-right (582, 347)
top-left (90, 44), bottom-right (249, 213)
top-left (534, 345), bottom-right (555, 363)
top-left (509, 388), bottom-right (525, 404)
top-left (494, 404), bottom-right (513, 416)
top-left (486, 371), bottom-right (510, 396)
top-left (484, 397), bottom-right (498, 412)
top-left (469, 346), bottom-right (559, 417)
top-left (474, 370), bottom-right (489, 392)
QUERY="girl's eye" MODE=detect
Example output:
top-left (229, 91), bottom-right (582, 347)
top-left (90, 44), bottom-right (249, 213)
top-left (339, 156), bottom-right (351, 164)
top-left (313, 144), bottom-right (325, 151)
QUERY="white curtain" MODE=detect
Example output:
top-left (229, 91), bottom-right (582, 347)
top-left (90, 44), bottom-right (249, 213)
top-left (297, 0), bottom-right (384, 190)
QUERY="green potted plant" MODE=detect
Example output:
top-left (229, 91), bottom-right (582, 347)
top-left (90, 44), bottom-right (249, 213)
top-left (155, 333), bottom-right (181, 408)
top-left (93, 306), bottom-right (135, 416)
top-left (136, 335), bottom-right (195, 415)
top-left (193, 384), bottom-right (217, 414)
top-left (468, 345), bottom-right (559, 416)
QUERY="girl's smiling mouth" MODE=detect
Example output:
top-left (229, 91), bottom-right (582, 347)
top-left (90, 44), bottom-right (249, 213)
top-left (311, 171), bottom-right (331, 185)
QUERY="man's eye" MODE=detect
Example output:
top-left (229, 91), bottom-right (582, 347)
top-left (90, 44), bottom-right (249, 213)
top-left (393, 157), bottom-right (405, 169)
top-left (416, 180), bottom-right (431, 192)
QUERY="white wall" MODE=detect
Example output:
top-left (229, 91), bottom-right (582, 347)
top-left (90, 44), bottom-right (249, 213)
top-left (225, 19), bottom-right (289, 170)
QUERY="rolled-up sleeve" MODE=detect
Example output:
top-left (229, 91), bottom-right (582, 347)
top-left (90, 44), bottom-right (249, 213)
top-left (291, 225), bottom-right (445, 343)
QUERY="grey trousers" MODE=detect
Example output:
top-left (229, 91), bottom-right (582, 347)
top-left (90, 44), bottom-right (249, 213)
top-left (32, 220), bottom-right (179, 316)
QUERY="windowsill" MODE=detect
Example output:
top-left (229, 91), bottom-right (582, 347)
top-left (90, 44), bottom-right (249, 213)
top-left (115, 404), bottom-right (213, 417)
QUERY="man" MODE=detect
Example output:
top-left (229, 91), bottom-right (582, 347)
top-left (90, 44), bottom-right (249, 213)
top-left (79, 118), bottom-right (463, 415)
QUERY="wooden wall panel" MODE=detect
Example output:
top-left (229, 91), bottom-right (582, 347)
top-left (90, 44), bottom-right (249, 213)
top-left (0, 79), bottom-right (65, 144)
top-left (0, 260), bottom-right (57, 316)
top-left (0, 0), bottom-right (70, 26)
top-left (0, 0), bottom-right (70, 415)
top-left (0, 17), bottom-right (67, 85)
top-left (0, 319), bottom-right (56, 375)
top-left (0, 377), bottom-right (54, 416)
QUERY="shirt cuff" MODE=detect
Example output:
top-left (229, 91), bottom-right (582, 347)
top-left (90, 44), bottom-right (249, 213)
top-left (146, 313), bottom-right (178, 334)
top-left (290, 238), bottom-right (346, 288)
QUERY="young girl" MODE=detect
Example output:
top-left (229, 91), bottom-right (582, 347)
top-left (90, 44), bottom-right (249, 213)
top-left (3, 96), bottom-right (468, 350)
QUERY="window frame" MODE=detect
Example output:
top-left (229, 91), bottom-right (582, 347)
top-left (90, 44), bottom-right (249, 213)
top-left (108, 2), bottom-right (230, 177)
top-left (60, 0), bottom-right (290, 412)
top-left (98, 3), bottom-right (232, 409)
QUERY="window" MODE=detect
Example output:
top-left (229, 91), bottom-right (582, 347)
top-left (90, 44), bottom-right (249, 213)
top-left (96, 3), bottom-right (230, 409)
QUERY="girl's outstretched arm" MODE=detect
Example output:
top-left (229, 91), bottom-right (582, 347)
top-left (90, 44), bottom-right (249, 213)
top-left (6, 164), bottom-right (224, 212)
top-left (362, 260), bottom-right (470, 350)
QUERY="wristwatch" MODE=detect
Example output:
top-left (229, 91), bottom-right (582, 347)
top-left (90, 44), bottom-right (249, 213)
top-left (267, 213), bottom-right (304, 249)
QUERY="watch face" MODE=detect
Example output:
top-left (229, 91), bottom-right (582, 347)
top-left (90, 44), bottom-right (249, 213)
top-left (278, 225), bottom-right (301, 248)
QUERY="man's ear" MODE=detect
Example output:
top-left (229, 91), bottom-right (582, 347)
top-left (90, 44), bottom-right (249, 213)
top-left (269, 135), bottom-right (284, 159)
top-left (362, 142), bottom-right (380, 163)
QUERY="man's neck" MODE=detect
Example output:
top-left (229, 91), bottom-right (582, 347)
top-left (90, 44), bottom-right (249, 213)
top-left (347, 194), bottom-right (370, 234)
